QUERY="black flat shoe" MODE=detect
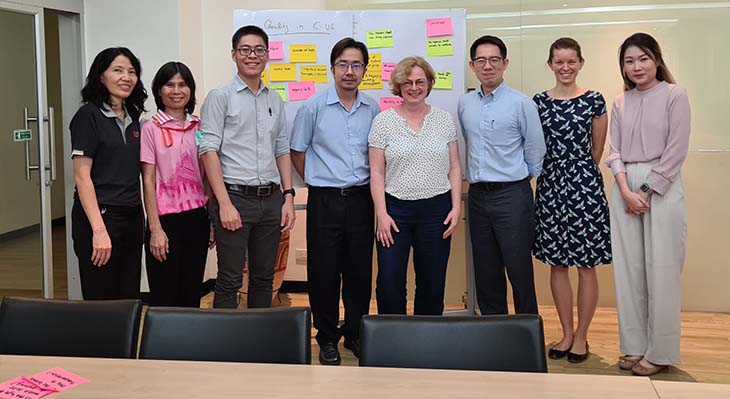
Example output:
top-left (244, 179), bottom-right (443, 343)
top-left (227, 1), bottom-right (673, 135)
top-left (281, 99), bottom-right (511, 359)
top-left (319, 341), bottom-right (341, 365)
top-left (548, 345), bottom-right (570, 360)
top-left (567, 342), bottom-right (589, 363)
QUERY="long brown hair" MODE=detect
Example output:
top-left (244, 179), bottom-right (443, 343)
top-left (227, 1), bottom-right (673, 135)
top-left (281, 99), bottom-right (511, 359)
top-left (618, 33), bottom-right (675, 91)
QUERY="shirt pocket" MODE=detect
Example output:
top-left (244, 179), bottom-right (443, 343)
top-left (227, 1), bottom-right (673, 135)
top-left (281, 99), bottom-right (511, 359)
top-left (483, 114), bottom-right (520, 147)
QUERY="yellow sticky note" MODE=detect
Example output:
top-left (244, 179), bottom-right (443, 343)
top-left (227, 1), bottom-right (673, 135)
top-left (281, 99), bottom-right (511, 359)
top-left (269, 63), bottom-right (297, 81)
top-left (290, 44), bottom-right (317, 63)
top-left (360, 53), bottom-right (383, 90)
top-left (434, 71), bottom-right (453, 89)
top-left (261, 69), bottom-right (269, 85)
top-left (300, 65), bottom-right (328, 84)
top-left (426, 38), bottom-right (453, 57)
top-left (270, 84), bottom-right (287, 102)
top-left (367, 30), bottom-right (394, 48)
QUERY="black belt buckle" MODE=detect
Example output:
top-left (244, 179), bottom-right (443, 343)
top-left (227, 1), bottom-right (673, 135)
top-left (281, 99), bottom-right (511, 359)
top-left (256, 185), bottom-right (273, 196)
top-left (340, 187), bottom-right (354, 196)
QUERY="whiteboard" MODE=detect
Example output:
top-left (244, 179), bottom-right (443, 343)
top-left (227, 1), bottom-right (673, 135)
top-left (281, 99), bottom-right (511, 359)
top-left (233, 9), bottom-right (468, 182)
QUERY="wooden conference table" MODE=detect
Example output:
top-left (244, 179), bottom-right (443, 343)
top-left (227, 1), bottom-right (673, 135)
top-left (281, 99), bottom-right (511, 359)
top-left (652, 380), bottom-right (730, 399)
top-left (0, 355), bottom-right (662, 399)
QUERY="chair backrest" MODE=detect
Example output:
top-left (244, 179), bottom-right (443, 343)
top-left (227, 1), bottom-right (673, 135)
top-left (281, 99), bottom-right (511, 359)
top-left (0, 296), bottom-right (143, 359)
top-left (359, 314), bottom-right (547, 372)
top-left (139, 307), bottom-right (311, 364)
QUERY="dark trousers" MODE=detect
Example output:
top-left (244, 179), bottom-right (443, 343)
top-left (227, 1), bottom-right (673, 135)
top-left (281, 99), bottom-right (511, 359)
top-left (209, 190), bottom-right (282, 309)
top-left (145, 207), bottom-right (209, 307)
top-left (307, 185), bottom-right (374, 344)
top-left (71, 200), bottom-right (143, 300)
top-left (376, 192), bottom-right (452, 315)
top-left (468, 179), bottom-right (539, 315)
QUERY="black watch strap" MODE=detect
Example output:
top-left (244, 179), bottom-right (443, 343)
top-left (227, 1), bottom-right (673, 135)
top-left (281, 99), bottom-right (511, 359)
top-left (283, 188), bottom-right (296, 197)
top-left (640, 183), bottom-right (653, 193)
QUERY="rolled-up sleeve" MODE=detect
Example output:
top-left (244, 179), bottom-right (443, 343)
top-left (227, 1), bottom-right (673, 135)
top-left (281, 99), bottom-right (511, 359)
top-left (646, 86), bottom-right (691, 195)
top-left (519, 98), bottom-right (546, 177)
top-left (198, 88), bottom-right (226, 156)
top-left (605, 96), bottom-right (627, 176)
top-left (273, 96), bottom-right (289, 158)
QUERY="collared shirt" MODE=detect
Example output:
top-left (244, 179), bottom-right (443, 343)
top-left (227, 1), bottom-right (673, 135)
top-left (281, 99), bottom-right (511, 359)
top-left (458, 81), bottom-right (546, 183)
top-left (140, 110), bottom-right (207, 215)
top-left (290, 87), bottom-right (379, 188)
top-left (198, 74), bottom-right (289, 185)
top-left (70, 102), bottom-right (141, 206)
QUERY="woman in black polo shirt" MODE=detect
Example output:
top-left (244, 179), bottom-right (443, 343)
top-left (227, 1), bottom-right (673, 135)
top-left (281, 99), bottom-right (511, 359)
top-left (70, 47), bottom-right (147, 300)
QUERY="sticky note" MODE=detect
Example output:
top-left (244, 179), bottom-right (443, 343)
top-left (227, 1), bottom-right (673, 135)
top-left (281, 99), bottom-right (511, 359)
top-left (269, 63), bottom-right (297, 81)
top-left (0, 378), bottom-right (52, 399)
top-left (269, 41), bottom-right (284, 60)
top-left (288, 81), bottom-right (316, 101)
top-left (25, 368), bottom-right (89, 393)
top-left (300, 65), bottom-right (328, 84)
top-left (270, 84), bottom-right (287, 102)
top-left (379, 97), bottom-right (403, 111)
top-left (361, 53), bottom-right (383, 90)
top-left (426, 38), bottom-right (453, 57)
top-left (261, 68), bottom-right (269, 85)
top-left (290, 44), bottom-right (317, 63)
top-left (366, 29), bottom-right (394, 48)
top-left (426, 18), bottom-right (453, 37)
top-left (434, 71), bottom-right (453, 89)
top-left (381, 62), bottom-right (396, 80)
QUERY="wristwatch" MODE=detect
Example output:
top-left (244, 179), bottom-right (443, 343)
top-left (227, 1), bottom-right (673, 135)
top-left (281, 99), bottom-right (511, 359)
top-left (283, 188), bottom-right (296, 197)
top-left (640, 183), bottom-right (653, 194)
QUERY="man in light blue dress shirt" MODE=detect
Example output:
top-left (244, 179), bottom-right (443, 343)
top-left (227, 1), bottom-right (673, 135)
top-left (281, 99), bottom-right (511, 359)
top-left (458, 35), bottom-right (546, 315)
top-left (291, 38), bottom-right (380, 365)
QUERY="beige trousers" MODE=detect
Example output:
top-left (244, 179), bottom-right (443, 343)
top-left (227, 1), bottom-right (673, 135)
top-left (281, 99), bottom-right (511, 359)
top-left (610, 162), bottom-right (686, 365)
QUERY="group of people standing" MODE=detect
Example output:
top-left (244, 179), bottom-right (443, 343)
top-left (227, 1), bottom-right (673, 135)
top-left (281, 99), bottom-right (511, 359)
top-left (69, 24), bottom-right (690, 377)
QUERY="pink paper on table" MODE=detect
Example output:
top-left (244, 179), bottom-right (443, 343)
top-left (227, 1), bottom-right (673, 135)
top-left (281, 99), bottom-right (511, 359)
top-left (0, 378), bottom-right (52, 399)
top-left (268, 41), bottom-right (284, 60)
top-left (381, 62), bottom-right (396, 80)
top-left (379, 97), bottom-right (403, 111)
top-left (287, 82), bottom-right (315, 101)
top-left (26, 368), bottom-right (89, 393)
top-left (426, 18), bottom-right (453, 37)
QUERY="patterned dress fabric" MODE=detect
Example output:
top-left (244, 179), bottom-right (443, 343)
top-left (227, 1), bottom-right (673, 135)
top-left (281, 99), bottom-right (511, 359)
top-left (532, 90), bottom-right (612, 268)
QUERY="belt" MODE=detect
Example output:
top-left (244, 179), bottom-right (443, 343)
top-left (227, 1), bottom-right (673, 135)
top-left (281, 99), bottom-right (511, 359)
top-left (308, 184), bottom-right (369, 197)
top-left (470, 177), bottom-right (528, 192)
top-left (225, 183), bottom-right (278, 197)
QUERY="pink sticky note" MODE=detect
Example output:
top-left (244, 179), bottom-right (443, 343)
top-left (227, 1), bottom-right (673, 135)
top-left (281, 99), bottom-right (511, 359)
top-left (269, 41), bottom-right (284, 60)
top-left (287, 82), bottom-right (315, 101)
top-left (379, 97), bottom-right (403, 111)
top-left (0, 378), bottom-right (52, 399)
top-left (426, 18), bottom-right (453, 37)
top-left (26, 368), bottom-right (89, 393)
top-left (381, 62), bottom-right (396, 80)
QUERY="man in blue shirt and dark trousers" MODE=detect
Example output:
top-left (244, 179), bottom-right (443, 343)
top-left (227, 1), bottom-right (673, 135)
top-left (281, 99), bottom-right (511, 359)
top-left (458, 35), bottom-right (546, 315)
top-left (291, 38), bottom-right (380, 365)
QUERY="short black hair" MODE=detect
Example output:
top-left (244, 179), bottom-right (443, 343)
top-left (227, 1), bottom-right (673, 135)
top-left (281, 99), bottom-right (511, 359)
top-left (151, 61), bottom-right (197, 115)
top-left (81, 47), bottom-right (147, 117)
top-left (329, 37), bottom-right (369, 67)
top-left (470, 35), bottom-right (507, 60)
top-left (232, 25), bottom-right (269, 49)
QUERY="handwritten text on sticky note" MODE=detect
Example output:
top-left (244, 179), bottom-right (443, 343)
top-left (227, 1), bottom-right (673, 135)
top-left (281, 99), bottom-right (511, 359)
top-left (26, 368), bottom-right (89, 393)
top-left (434, 71), bottom-right (453, 90)
top-left (366, 30), bottom-right (394, 48)
top-left (426, 38), bottom-right (453, 57)
top-left (381, 62), bottom-right (396, 80)
top-left (0, 377), bottom-right (50, 399)
top-left (270, 84), bottom-right (287, 102)
top-left (288, 82), bottom-right (316, 101)
top-left (289, 45), bottom-right (317, 63)
top-left (269, 64), bottom-right (297, 81)
top-left (426, 18), bottom-right (454, 37)
top-left (300, 65), bottom-right (328, 84)
top-left (379, 97), bottom-right (403, 111)
top-left (268, 41), bottom-right (284, 60)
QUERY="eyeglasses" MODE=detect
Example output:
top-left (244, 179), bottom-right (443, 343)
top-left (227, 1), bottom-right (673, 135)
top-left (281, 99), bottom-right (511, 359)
top-left (334, 62), bottom-right (364, 72)
top-left (472, 56), bottom-right (504, 68)
top-left (234, 46), bottom-right (268, 57)
top-left (400, 79), bottom-right (428, 89)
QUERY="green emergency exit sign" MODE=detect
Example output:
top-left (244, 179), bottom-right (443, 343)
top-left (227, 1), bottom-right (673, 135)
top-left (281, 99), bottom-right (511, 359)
top-left (13, 129), bottom-right (32, 142)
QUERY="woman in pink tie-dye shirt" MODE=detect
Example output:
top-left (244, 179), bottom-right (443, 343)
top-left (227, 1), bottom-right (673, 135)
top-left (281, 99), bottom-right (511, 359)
top-left (141, 62), bottom-right (211, 307)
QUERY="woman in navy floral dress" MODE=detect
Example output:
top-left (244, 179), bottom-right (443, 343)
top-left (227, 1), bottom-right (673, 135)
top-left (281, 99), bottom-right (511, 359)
top-left (533, 38), bottom-right (611, 363)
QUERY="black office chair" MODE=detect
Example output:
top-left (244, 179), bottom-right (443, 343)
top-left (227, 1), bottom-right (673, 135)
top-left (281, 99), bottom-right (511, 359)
top-left (139, 306), bottom-right (311, 364)
top-left (359, 314), bottom-right (547, 372)
top-left (0, 296), bottom-right (143, 358)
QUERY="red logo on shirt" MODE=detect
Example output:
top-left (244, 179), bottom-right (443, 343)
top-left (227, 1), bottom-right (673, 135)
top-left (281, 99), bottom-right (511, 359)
top-left (132, 130), bottom-right (140, 138)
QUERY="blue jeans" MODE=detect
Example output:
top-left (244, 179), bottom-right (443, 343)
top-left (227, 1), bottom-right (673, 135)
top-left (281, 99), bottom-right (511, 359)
top-left (376, 192), bottom-right (452, 315)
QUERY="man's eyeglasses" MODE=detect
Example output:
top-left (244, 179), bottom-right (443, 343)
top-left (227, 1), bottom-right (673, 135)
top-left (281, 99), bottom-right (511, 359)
top-left (234, 46), bottom-right (268, 57)
top-left (401, 79), bottom-right (428, 89)
top-left (472, 56), bottom-right (504, 68)
top-left (334, 62), bottom-right (364, 72)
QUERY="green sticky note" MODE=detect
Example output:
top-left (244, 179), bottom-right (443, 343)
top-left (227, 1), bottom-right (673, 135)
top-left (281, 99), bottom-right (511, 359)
top-left (434, 71), bottom-right (453, 89)
top-left (426, 38), bottom-right (453, 57)
top-left (367, 29), bottom-right (394, 48)
top-left (270, 84), bottom-right (287, 102)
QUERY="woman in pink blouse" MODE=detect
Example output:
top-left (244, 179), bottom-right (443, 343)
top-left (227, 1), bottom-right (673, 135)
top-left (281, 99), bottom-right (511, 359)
top-left (141, 62), bottom-right (211, 307)
top-left (606, 33), bottom-right (691, 376)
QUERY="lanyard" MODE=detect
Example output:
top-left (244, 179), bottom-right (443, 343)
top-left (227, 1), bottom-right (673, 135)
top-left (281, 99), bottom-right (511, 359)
top-left (159, 119), bottom-right (199, 148)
